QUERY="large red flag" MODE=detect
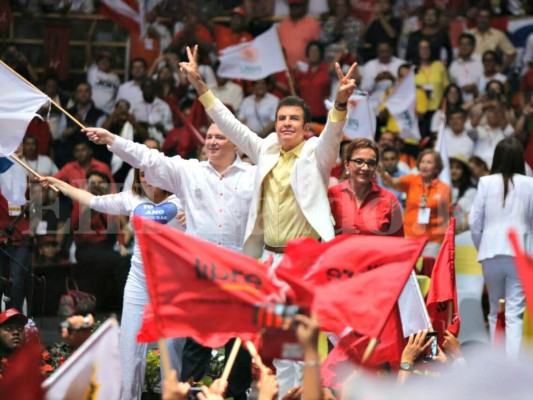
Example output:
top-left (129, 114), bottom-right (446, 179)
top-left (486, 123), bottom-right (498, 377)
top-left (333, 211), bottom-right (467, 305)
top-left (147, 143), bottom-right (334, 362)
top-left (508, 229), bottom-right (533, 315)
top-left (133, 216), bottom-right (289, 346)
top-left (426, 218), bottom-right (461, 339)
top-left (0, 339), bottom-right (44, 400)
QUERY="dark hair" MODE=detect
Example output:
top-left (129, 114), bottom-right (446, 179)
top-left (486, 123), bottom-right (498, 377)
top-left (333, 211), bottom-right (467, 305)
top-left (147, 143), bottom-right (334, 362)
top-left (275, 96), bottom-right (312, 124)
top-left (86, 170), bottom-right (110, 184)
top-left (132, 169), bottom-right (171, 198)
top-left (447, 106), bottom-right (467, 119)
top-left (416, 149), bottom-right (443, 177)
top-left (115, 99), bottom-right (131, 110)
top-left (417, 39), bottom-right (434, 63)
top-left (468, 155), bottom-right (489, 172)
top-left (477, 6), bottom-right (493, 18)
top-left (23, 134), bottom-right (39, 144)
top-left (458, 33), bottom-right (476, 47)
top-left (305, 40), bottom-right (325, 61)
top-left (77, 82), bottom-right (92, 91)
top-left (490, 137), bottom-right (525, 205)
top-left (422, 6), bottom-right (440, 19)
top-left (381, 146), bottom-right (399, 157)
top-left (344, 138), bottom-right (380, 164)
top-left (130, 57), bottom-right (148, 70)
top-left (449, 157), bottom-right (473, 200)
top-left (398, 63), bottom-right (412, 75)
top-left (443, 83), bottom-right (464, 107)
top-left (484, 79), bottom-right (506, 96)
top-left (482, 50), bottom-right (500, 64)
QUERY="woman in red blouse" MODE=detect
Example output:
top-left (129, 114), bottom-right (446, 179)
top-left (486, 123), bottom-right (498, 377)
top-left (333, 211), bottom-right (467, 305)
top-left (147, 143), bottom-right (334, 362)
top-left (328, 138), bottom-right (404, 237)
top-left (294, 40), bottom-right (332, 124)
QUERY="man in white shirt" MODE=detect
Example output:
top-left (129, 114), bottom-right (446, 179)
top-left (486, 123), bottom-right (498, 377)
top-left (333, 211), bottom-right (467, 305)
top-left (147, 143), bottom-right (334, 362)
top-left (478, 50), bottom-right (508, 94)
top-left (360, 41), bottom-right (405, 112)
top-left (21, 135), bottom-right (58, 177)
top-left (85, 123), bottom-right (256, 400)
top-left (116, 58), bottom-right (148, 110)
top-left (209, 73), bottom-right (244, 113)
top-left (238, 79), bottom-right (279, 137)
top-left (86, 52), bottom-right (121, 114)
top-left (130, 79), bottom-right (173, 145)
top-left (449, 33), bottom-right (483, 103)
top-left (472, 105), bottom-right (514, 168)
top-left (442, 108), bottom-right (475, 159)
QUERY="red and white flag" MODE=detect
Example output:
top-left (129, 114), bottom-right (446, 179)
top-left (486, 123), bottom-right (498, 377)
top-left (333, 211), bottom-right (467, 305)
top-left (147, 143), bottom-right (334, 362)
top-left (0, 62), bottom-right (49, 157)
top-left (217, 26), bottom-right (287, 80)
top-left (99, 0), bottom-right (142, 33)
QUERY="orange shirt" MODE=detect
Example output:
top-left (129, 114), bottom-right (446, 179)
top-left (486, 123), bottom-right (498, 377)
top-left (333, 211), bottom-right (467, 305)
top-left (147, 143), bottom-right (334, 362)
top-left (215, 25), bottom-right (253, 51)
top-left (278, 16), bottom-right (321, 68)
top-left (399, 174), bottom-right (451, 243)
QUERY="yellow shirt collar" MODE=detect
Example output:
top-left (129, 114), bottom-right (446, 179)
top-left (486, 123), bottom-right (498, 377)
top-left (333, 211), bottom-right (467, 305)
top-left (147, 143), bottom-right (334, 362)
top-left (281, 140), bottom-right (305, 157)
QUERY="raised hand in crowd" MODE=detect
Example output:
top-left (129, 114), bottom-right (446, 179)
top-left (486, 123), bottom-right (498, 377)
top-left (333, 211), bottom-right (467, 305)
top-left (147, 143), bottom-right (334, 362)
top-left (442, 330), bottom-right (463, 361)
top-left (294, 314), bottom-right (322, 400)
top-left (197, 380), bottom-right (227, 400)
top-left (333, 61), bottom-right (357, 107)
top-left (179, 45), bottom-right (210, 96)
top-left (162, 369), bottom-right (190, 400)
top-left (398, 329), bottom-right (435, 384)
top-left (257, 369), bottom-right (280, 400)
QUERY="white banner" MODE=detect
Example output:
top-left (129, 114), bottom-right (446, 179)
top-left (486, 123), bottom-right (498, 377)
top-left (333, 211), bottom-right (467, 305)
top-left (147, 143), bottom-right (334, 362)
top-left (384, 69), bottom-right (421, 141)
top-left (0, 62), bottom-right (49, 157)
top-left (217, 26), bottom-right (287, 80)
top-left (325, 92), bottom-right (376, 140)
top-left (43, 318), bottom-right (121, 400)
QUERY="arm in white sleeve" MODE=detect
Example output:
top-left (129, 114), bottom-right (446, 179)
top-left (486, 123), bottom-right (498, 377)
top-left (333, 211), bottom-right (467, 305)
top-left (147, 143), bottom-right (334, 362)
top-left (90, 191), bottom-right (131, 216)
top-left (469, 179), bottom-right (486, 250)
top-left (109, 135), bottom-right (183, 194)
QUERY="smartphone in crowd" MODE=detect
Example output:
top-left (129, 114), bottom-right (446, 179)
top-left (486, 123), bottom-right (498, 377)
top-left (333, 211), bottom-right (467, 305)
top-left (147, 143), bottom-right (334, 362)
top-left (188, 386), bottom-right (202, 400)
top-left (424, 331), bottom-right (438, 359)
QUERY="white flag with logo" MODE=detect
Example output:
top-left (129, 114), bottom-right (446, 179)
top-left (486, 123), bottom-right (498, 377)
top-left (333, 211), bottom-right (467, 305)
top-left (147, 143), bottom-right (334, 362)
top-left (43, 318), bottom-right (121, 400)
top-left (435, 114), bottom-right (451, 187)
top-left (384, 69), bottom-right (420, 141)
top-left (324, 92), bottom-right (376, 139)
top-left (217, 26), bottom-right (287, 80)
top-left (0, 62), bottom-right (49, 157)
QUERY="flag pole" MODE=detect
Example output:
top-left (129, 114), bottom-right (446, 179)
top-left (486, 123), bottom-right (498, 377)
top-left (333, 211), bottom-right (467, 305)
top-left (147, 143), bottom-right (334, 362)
top-left (245, 341), bottom-right (269, 373)
top-left (158, 338), bottom-right (172, 378)
top-left (0, 60), bottom-right (86, 130)
top-left (361, 337), bottom-right (379, 365)
top-left (272, 27), bottom-right (296, 96)
top-left (9, 154), bottom-right (59, 193)
top-left (220, 338), bottom-right (242, 382)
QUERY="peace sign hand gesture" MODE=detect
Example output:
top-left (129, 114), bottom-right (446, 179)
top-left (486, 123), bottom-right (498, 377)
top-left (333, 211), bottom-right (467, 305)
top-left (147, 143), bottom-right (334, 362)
top-left (178, 45), bottom-right (209, 95)
top-left (334, 62), bottom-right (358, 105)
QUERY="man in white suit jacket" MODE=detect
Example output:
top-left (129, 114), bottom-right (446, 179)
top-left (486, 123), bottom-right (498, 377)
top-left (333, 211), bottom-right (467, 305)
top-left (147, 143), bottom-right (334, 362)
top-left (179, 45), bottom-right (358, 260)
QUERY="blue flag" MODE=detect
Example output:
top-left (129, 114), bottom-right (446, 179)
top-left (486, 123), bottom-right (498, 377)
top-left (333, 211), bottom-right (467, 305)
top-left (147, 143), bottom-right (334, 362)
top-left (0, 157), bottom-right (14, 173)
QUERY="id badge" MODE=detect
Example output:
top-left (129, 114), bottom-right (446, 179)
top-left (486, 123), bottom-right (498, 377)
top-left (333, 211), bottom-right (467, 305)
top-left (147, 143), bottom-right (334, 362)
top-left (418, 207), bottom-right (430, 224)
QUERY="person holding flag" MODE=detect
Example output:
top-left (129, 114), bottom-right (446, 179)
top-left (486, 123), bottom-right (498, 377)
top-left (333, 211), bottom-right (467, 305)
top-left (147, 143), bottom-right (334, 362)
top-left (40, 170), bottom-right (185, 400)
top-left (177, 44), bottom-right (356, 394)
top-left (83, 122), bottom-right (256, 400)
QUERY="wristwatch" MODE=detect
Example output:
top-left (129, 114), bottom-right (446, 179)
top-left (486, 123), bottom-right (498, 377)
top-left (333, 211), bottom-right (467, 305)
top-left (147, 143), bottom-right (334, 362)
top-left (399, 361), bottom-right (413, 372)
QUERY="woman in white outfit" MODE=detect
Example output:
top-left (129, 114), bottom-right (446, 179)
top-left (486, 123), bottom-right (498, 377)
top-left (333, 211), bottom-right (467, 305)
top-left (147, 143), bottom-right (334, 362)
top-left (42, 170), bottom-right (185, 399)
top-left (469, 137), bottom-right (533, 358)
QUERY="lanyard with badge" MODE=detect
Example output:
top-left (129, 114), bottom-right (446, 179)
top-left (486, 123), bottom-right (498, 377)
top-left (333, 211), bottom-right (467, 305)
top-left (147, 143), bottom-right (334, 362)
top-left (418, 186), bottom-right (431, 225)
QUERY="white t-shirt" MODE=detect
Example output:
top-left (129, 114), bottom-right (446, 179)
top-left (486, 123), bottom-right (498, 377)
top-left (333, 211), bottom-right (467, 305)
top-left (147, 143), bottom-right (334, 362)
top-left (443, 128), bottom-right (475, 159)
top-left (91, 192), bottom-right (184, 294)
top-left (131, 97), bottom-right (174, 144)
top-left (210, 81), bottom-right (244, 113)
top-left (116, 80), bottom-right (144, 110)
top-left (473, 124), bottom-right (514, 168)
top-left (238, 93), bottom-right (279, 134)
top-left (449, 56), bottom-right (483, 102)
top-left (21, 155), bottom-right (58, 177)
top-left (87, 64), bottom-right (121, 114)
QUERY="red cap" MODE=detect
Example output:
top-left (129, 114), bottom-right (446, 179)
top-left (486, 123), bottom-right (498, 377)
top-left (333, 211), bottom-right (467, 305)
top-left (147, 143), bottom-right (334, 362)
top-left (231, 6), bottom-right (246, 16)
top-left (0, 308), bottom-right (28, 326)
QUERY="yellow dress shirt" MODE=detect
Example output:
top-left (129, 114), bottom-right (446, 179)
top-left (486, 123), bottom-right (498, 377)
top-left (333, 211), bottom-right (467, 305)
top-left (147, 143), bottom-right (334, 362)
top-left (414, 61), bottom-right (449, 112)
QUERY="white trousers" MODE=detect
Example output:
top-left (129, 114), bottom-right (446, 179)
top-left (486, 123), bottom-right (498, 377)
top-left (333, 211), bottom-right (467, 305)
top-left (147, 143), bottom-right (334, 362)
top-left (482, 255), bottom-right (525, 358)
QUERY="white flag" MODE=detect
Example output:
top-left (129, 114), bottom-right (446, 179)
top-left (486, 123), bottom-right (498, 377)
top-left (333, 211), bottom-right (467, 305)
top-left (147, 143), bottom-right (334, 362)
top-left (0, 62), bottom-right (49, 157)
top-left (217, 26), bottom-right (287, 80)
top-left (43, 318), bottom-right (121, 400)
top-left (0, 161), bottom-right (27, 206)
top-left (398, 271), bottom-right (433, 337)
top-left (384, 69), bottom-right (421, 141)
top-left (435, 115), bottom-right (451, 187)
top-left (325, 92), bottom-right (376, 140)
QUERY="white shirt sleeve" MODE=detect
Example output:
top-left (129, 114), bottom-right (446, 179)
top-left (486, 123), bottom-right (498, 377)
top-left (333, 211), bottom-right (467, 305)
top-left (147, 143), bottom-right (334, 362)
top-left (90, 190), bottom-right (132, 215)
top-left (469, 179), bottom-right (486, 250)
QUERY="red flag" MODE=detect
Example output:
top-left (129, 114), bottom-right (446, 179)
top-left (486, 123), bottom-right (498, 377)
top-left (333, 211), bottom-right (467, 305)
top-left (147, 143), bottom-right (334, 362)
top-left (509, 229), bottom-right (533, 316)
top-left (43, 24), bottom-right (71, 81)
top-left (133, 216), bottom-right (287, 346)
top-left (426, 218), bottom-right (461, 339)
top-left (0, 339), bottom-right (44, 400)
top-left (277, 235), bottom-right (427, 288)
top-left (99, 0), bottom-right (141, 33)
top-left (494, 299), bottom-right (506, 347)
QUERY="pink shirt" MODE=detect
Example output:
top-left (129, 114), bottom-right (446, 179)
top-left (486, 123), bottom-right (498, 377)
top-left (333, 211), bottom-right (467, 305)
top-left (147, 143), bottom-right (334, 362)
top-left (278, 17), bottom-right (321, 68)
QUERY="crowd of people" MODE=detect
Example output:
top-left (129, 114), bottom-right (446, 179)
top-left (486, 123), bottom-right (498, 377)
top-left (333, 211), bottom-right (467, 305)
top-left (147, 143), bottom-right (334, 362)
top-left (1, 0), bottom-right (533, 398)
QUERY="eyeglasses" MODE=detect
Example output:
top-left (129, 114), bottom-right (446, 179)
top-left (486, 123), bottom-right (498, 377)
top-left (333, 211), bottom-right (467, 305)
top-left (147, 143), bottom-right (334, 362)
top-left (348, 158), bottom-right (378, 169)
